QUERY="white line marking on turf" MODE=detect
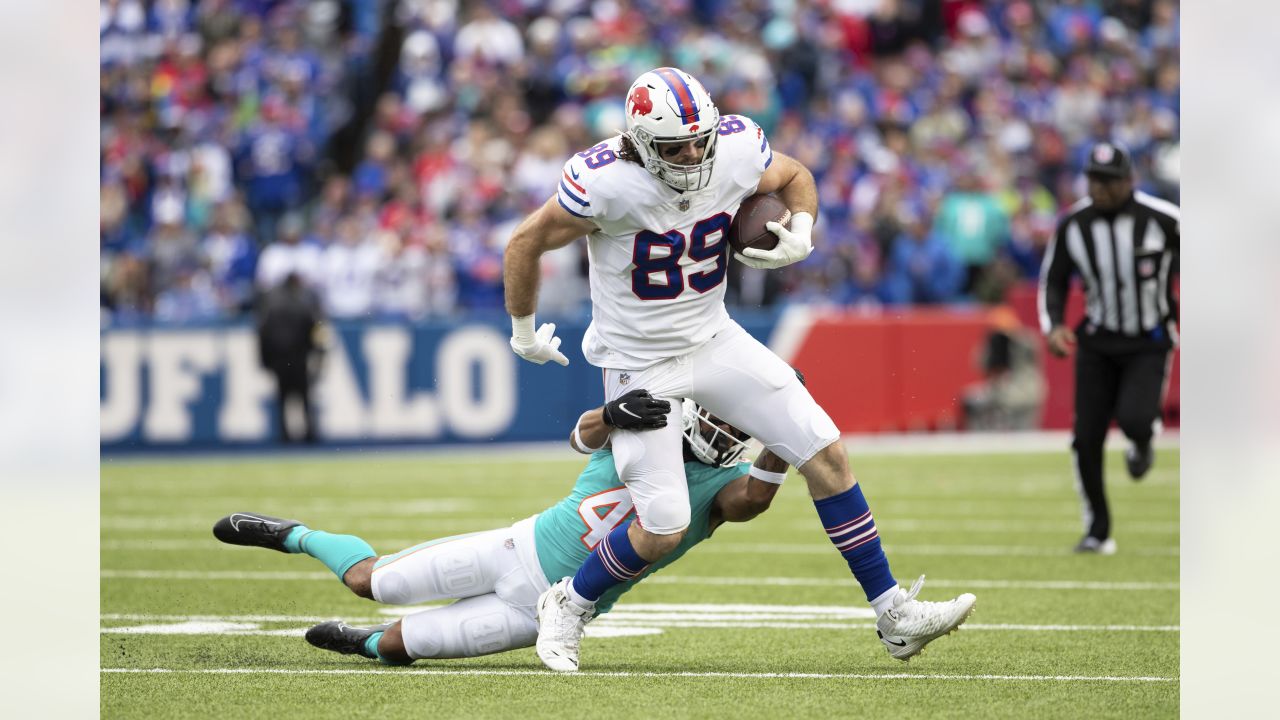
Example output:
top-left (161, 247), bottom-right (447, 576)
top-left (645, 576), bottom-right (1179, 590)
top-left (99, 667), bottom-right (1176, 683)
top-left (798, 518), bottom-right (1180, 535)
top-left (703, 543), bottom-right (1180, 558)
top-left (103, 570), bottom-right (333, 580)
top-left (99, 609), bottom-right (1180, 635)
top-left (99, 570), bottom-right (1178, 591)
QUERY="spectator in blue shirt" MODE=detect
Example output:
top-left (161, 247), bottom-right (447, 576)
top-left (885, 206), bottom-right (964, 305)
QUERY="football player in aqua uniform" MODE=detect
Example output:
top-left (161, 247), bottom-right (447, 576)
top-left (213, 388), bottom-right (789, 665)
top-left (502, 67), bottom-right (975, 671)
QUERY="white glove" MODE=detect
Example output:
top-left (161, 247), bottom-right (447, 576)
top-left (509, 315), bottom-right (569, 366)
top-left (734, 211), bottom-right (815, 270)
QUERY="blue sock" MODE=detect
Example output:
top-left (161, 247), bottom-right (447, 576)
top-left (814, 485), bottom-right (896, 602)
top-left (568, 520), bottom-right (649, 604)
top-left (284, 526), bottom-right (376, 580)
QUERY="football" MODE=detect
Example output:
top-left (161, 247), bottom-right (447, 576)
top-left (728, 194), bottom-right (790, 254)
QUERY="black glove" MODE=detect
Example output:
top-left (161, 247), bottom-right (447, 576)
top-left (603, 389), bottom-right (671, 430)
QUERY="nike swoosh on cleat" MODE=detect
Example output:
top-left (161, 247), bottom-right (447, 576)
top-left (229, 514), bottom-right (278, 532)
top-left (617, 403), bottom-right (640, 418)
top-left (876, 630), bottom-right (907, 647)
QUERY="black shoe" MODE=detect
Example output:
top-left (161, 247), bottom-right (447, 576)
top-left (305, 620), bottom-right (391, 660)
top-left (1125, 443), bottom-right (1154, 480)
top-left (212, 512), bottom-right (302, 553)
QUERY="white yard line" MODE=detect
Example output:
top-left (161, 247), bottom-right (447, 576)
top-left (100, 569), bottom-right (1177, 591)
top-left (700, 543), bottom-right (1179, 558)
top-left (100, 667), bottom-right (1176, 683)
top-left (99, 608), bottom-right (1180, 635)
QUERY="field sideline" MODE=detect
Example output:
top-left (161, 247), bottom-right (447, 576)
top-left (102, 442), bottom-right (1179, 718)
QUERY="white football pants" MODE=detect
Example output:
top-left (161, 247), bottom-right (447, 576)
top-left (369, 518), bottom-right (548, 660)
top-left (602, 320), bottom-right (840, 534)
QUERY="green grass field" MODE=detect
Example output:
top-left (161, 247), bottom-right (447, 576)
top-left (101, 445), bottom-right (1179, 719)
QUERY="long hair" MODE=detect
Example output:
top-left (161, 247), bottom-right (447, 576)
top-left (618, 134), bottom-right (643, 166)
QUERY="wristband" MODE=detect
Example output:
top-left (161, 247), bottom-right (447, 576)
top-left (511, 314), bottom-right (536, 344)
top-left (749, 466), bottom-right (788, 485)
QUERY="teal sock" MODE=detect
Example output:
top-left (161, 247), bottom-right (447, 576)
top-left (283, 526), bottom-right (311, 553)
top-left (285, 526), bottom-right (376, 579)
top-left (363, 631), bottom-right (383, 660)
top-left (365, 631), bottom-right (411, 666)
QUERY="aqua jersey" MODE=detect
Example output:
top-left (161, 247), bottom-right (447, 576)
top-left (534, 450), bottom-right (749, 613)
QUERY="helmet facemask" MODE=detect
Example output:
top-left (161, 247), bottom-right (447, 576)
top-left (629, 117), bottom-right (721, 192)
top-left (681, 399), bottom-right (752, 467)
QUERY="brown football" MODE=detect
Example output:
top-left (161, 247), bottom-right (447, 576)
top-left (728, 194), bottom-right (790, 254)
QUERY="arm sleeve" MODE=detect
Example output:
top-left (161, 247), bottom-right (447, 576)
top-left (1038, 220), bottom-right (1074, 335)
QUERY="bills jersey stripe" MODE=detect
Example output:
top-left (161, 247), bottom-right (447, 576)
top-left (563, 171), bottom-right (587, 194)
top-left (656, 67), bottom-right (699, 122)
top-left (559, 181), bottom-right (590, 207)
top-left (557, 196), bottom-right (589, 218)
top-left (764, 150), bottom-right (773, 169)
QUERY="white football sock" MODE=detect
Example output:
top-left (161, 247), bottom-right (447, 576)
top-left (871, 585), bottom-right (899, 618)
top-left (565, 578), bottom-right (597, 611)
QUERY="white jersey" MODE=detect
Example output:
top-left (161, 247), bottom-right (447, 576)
top-left (557, 115), bottom-right (775, 369)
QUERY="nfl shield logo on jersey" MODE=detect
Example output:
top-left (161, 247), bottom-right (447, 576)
top-left (619, 372), bottom-right (630, 385)
top-left (678, 198), bottom-right (691, 212)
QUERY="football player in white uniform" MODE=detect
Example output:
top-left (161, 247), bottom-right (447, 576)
top-left (503, 67), bottom-right (975, 671)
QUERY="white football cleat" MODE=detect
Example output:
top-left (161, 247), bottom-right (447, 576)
top-left (535, 578), bottom-right (594, 672)
top-left (876, 575), bottom-right (976, 661)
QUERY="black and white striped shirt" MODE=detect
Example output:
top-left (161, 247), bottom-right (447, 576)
top-left (1039, 191), bottom-right (1180, 350)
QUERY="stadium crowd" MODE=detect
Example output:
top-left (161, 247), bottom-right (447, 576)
top-left (100, 0), bottom-right (1180, 324)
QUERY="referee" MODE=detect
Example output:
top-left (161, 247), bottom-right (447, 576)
top-left (1038, 141), bottom-right (1180, 555)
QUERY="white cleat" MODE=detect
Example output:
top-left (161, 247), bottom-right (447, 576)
top-left (1073, 536), bottom-right (1117, 555)
top-left (876, 575), bottom-right (976, 661)
top-left (535, 578), bottom-right (594, 672)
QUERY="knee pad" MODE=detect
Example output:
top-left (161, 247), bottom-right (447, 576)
top-left (373, 543), bottom-right (486, 605)
top-left (427, 544), bottom-right (485, 596)
top-left (401, 595), bottom-right (538, 660)
top-left (640, 489), bottom-right (691, 535)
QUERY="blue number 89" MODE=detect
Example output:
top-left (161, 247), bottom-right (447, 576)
top-left (577, 142), bottom-right (617, 169)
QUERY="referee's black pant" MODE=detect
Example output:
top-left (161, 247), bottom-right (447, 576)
top-left (1071, 343), bottom-right (1169, 541)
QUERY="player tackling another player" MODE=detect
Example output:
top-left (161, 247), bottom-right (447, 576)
top-left (502, 66), bottom-right (975, 671)
top-left (212, 390), bottom-right (789, 664)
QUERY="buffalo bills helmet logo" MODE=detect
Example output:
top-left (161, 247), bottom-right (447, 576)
top-left (628, 86), bottom-right (653, 117)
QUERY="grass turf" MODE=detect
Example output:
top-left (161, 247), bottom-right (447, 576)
top-left (101, 447), bottom-right (1179, 718)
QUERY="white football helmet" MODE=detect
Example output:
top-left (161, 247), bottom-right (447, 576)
top-left (623, 67), bottom-right (721, 191)
top-left (681, 399), bottom-right (752, 467)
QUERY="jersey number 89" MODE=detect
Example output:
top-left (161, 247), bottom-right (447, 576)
top-left (631, 212), bottom-right (731, 300)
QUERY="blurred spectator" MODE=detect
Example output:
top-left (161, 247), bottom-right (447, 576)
top-left (320, 218), bottom-right (386, 319)
top-left (201, 199), bottom-right (258, 315)
top-left (932, 164), bottom-right (1010, 292)
top-left (256, 213), bottom-right (321, 291)
top-left (884, 205), bottom-right (964, 304)
top-left (234, 94), bottom-right (314, 246)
